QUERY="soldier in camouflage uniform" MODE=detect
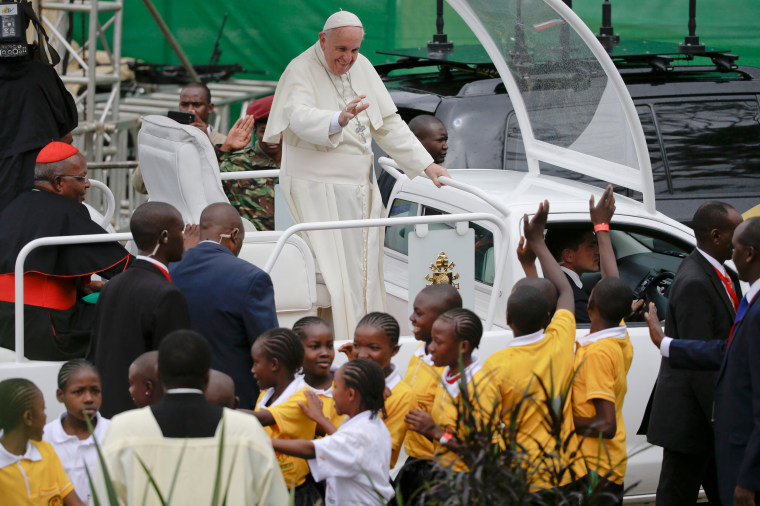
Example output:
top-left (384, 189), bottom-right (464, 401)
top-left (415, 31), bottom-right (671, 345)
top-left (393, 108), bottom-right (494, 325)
top-left (218, 96), bottom-right (281, 231)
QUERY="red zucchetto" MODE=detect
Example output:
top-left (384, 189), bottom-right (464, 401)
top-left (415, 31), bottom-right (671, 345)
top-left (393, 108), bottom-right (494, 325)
top-left (36, 141), bottom-right (79, 163)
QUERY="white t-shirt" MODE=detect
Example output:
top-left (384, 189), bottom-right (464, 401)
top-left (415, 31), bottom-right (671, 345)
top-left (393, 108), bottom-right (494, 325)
top-left (309, 410), bottom-right (394, 505)
top-left (42, 411), bottom-right (110, 503)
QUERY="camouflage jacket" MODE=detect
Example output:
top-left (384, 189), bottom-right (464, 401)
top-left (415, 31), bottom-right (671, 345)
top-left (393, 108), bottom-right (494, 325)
top-left (218, 141), bottom-right (279, 231)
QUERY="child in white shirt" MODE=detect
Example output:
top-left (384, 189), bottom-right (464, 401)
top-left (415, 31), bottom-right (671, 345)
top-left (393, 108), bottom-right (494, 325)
top-left (272, 359), bottom-right (394, 505)
top-left (43, 359), bottom-right (109, 504)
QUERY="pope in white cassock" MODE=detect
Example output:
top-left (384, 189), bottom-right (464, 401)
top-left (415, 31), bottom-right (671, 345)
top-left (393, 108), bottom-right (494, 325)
top-left (265, 11), bottom-right (450, 340)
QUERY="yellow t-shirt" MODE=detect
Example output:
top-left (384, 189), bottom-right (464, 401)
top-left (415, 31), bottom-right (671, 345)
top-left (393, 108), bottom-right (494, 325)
top-left (286, 380), bottom-right (346, 433)
top-left (403, 342), bottom-right (444, 459)
top-left (256, 379), bottom-right (316, 488)
top-left (0, 440), bottom-right (74, 505)
top-left (481, 309), bottom-right (587, 488)
top-left (573, 326), bottom-right (632, 485)
top-left (383, 365), bottom-right (418, 468)
top-left (429, 358), bottom-right (484, 472)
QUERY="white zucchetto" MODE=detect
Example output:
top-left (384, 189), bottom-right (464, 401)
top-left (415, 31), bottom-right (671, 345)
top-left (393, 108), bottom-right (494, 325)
top-left (322, 10), bottom-right (363, 31)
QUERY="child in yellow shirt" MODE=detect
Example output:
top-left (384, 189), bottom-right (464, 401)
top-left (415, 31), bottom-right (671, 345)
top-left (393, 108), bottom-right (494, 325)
top-left (291, 316), bottom-right (345, 429)
top-left (406, 308), bottom-right (484, 475)
top-left (572, 187), bottom-right (634, 504)
top-left (0, 378), bottom-right (84, 506)
top-left (248, 328), bottom-right (322, 505)
top-left (396, 284), bottom-right (462, 500)
top-left (481, 201), bottom-right (587, 490)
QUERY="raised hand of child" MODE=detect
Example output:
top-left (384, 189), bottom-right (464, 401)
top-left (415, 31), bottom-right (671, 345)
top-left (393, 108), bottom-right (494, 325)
top-left (298, 390), bottom-right (325, 421)
top-left (516, 236), bottom-right (538, 277)
top-left (643, 302), bottom-right (665, 348)
top-left (337, 343), bottom-right (356, 360)
top-left (590, 184), bottom-right (616, 226)
top-left (523, 200), bottom-right (549, 245)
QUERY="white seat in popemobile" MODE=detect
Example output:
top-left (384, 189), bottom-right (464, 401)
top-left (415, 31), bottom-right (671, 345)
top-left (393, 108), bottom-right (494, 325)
top-left (136, 114), bottom-right (255, 231)
top-left (237, 232), bottom-right (330, 328)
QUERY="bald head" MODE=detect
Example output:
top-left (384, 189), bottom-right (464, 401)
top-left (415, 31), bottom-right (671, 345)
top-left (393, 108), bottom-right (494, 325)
top-left (131, 351), bottom-right (159, 379)
top-left (199, 203), bottom-right (245, 255)
top-left (418, 283), bottom-right (462, 311)
top-left (513, 277), bottom-right (558, 313)
top-left (409, 115), bottom-right (445, 138)
top-left (205, 369), bottom-right (238, 409)
top-left (408, 115), bottom-right (448, 164)
top-left (131, 202), bottom-right (181, 250)
top-left (128, 351), bottom-right (163, 408)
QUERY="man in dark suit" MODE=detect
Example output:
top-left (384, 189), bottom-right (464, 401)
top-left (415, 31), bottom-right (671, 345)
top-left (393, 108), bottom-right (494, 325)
top-left (171, 203), bottom-right (278, 409)
top-left (646, 217), bottom-right (760, 505)
top-left (94, 330), bottom-right (288, 503)
top-left (645, 201), bottom-right (743, 505)
top-left (89, 202), bottom-right (190, 418)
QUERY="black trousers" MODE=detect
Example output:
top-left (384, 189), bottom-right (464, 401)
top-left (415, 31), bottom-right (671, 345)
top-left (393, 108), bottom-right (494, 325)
top-left (656, 447), bottom-right (722, 506)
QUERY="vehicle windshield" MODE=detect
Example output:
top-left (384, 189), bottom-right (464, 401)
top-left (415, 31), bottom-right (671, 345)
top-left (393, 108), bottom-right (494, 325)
top-left (447, 0), bottom-right (647, 186)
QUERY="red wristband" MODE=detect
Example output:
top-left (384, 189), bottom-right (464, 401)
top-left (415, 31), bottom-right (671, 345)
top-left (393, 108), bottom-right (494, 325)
top-left (594, 223), bottom-right (610, 233)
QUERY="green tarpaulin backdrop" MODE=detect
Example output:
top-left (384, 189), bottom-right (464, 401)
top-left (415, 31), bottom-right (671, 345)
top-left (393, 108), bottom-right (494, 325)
top-left (121, 1), bottom-right (760, 77)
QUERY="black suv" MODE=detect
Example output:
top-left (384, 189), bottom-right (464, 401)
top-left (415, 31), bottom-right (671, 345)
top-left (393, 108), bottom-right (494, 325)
top-left (374, 42), bottom-right (760, 224)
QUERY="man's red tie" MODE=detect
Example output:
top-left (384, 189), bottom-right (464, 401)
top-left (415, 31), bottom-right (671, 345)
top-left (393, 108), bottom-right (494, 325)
top-left (728, 296), bottom-right (749, 346)
top-left (712, 265), bottom-right (739, 312)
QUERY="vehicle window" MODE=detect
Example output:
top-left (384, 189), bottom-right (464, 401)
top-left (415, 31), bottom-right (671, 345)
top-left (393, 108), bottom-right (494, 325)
top-left (546, 224), bottom-right (691, 320)
top-left (385, 199), bottom-right (419, 255)
top-left (652, 98), bottom-right (760, 194)
top-left (385, 199), bottom-right (496, 285)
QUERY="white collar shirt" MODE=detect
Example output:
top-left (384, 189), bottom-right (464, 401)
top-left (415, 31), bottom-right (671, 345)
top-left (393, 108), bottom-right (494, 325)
top-left (41, 412), bottom-right (110, 503)
top-left (309, 410), bottom-right (394, 505)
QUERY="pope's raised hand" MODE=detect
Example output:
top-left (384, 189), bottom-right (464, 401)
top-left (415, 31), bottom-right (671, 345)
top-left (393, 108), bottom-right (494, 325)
top-left (338, 95), bottom-right (369, 127)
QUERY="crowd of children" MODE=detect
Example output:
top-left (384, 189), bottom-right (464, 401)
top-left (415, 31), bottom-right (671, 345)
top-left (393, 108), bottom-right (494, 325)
top-left (0, 187), bottom-right (638, 505)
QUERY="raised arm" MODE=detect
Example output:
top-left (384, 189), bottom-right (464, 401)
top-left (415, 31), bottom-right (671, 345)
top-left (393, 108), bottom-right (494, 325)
top-left (517, 237), bottom-right (538, 278)
top-left (590, 184), bottom-right (618, 279)
top-left (524, 201), bottom-right (574, 314)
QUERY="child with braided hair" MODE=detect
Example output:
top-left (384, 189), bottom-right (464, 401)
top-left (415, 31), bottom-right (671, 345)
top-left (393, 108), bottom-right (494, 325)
top-left (0, 378), bottom-right (85, 505)
top-left (272, 359), bottom-right (395, 505)
top-left (246, 327), bottom-right (322, 505)
top-left (405, 308), bottom-right (484, 474)
top-left (43, 359), bottom-right (109, 503)
top-left (337, 312), bottom-right (418, 468)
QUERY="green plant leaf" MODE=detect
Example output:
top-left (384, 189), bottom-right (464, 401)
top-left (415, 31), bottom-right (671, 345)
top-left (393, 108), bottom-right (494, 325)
top-left (135, 453), bottom-right (167, 505)
top-left (83, 409), bottom-right (120, 505)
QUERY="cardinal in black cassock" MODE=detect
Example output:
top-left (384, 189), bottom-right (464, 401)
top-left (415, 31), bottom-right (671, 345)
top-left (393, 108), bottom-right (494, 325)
top-left (0, 142), bottom-right (130, 360)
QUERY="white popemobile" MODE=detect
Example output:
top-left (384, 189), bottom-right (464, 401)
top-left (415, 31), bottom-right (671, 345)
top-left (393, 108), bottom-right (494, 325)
top-left (0, 0), bottom-right (732, 502)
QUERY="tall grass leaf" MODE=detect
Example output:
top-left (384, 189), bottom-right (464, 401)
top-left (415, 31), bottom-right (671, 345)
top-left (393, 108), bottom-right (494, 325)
top-left (135, 453), bottom-right (167, 505)
top-left (83, 409), bottom-right (119, 505)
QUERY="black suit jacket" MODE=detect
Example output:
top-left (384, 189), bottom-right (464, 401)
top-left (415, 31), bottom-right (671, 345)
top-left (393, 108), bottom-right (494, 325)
top-left (88, 260), bottom-right (191, 418)
top-left (645, 250), bottom-right (739, 453)
top-left (713, 292), bottom-right (760, 503)
top-left (150, 392), bottom-right (223, 438)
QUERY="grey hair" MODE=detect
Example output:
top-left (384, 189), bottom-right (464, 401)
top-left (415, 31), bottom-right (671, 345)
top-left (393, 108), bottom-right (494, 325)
top-left (34, 160), bottom-right (67, 181)
top-left (322, 27), bottom-right (365, 40)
